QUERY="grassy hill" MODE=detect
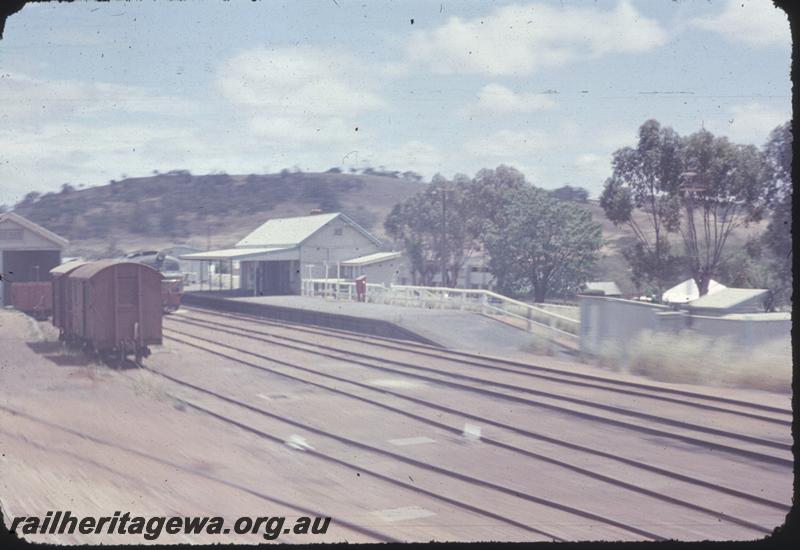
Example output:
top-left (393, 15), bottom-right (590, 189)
top-left (11, 171), bottom-right (766, 295)
top-left (12, 170), bottom-right (426, 259)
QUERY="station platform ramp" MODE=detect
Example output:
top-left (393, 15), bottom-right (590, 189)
top-left (182, 291), bottom-right (575, 359)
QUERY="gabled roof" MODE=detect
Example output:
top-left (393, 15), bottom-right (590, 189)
top-left (686, 288), bottom-right (768, 312)
top-left (341, 251), bottom-right (402, 266)
top-left (236, 212), bottom-right (381, 248)
top-left (0, 212), bottom-right (68, 248)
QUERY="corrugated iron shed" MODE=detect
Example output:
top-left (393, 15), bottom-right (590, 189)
top-left (236, 212), bottom-right (381, 248)
top-left (686, 288), bottom-right (769, 314)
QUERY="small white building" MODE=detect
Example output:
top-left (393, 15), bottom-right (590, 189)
top-left (662, 278), bottom-right (727, 304)
top-left (340, 251), bottom-right (409, 285)
top-left (181, 212), bottom-right (393, 295)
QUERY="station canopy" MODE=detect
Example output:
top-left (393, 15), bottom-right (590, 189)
top-left (179, 246), bottom-right (299, 262)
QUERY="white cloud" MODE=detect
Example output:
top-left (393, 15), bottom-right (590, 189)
top-left (401, 1), bottom-right (667, 76)
top-left (216, 47), bottom-right (386, 148)
top-left (465, 129), bottom-right (552, 158)
top-left (714, 102), bottom-right (790, 144)
top-left (218, 47), bottom-right (384, 117)
top-left (0, 72), bottom-right (197, 125)
top-left (690, 0), bottom-right (790, 48)
top-left (471, 84), bottom-right (557, 114)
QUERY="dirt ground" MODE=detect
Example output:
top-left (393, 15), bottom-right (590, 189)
top-left (0, 309), bottom-right (394, 544)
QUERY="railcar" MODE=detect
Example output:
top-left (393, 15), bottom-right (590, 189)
top-left (125, 251), bottom-right (184, 313)
top-left (49, 260), bottom-right (89, 337)
top-left (10, 281), bottom-right (52, 320)
top-left (161, 276), bottom-right (183, 313)
top-left (64, 260), bottom-right (163, 362)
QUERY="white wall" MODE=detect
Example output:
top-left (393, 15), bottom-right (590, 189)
top-left (0, 219), bottom-right (62, 251)
top-left (344, 258), bottom-right (411, 286)
top-left (299, 217), bottom-right (381, 279)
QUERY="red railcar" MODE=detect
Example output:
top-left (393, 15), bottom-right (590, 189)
top-left (10, 282), bottom-right (53, 320)
top-left (49, 260), bottom-right (89, 337)
top-left (65, 260), bottom-right (163, 361)
top-left (161, 276), bottom-right (183, 313)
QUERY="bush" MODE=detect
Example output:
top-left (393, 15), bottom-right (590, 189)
top-left (606, 330), bottom-right (791, 393)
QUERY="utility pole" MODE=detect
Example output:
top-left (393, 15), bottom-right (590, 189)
top-left (440, 186), bottom-right (448, 287)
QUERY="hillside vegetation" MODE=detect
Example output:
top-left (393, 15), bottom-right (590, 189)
top-left (10, 170), bottom-right (766, 295)
top-left (12, 170), bottom-right (426, 258)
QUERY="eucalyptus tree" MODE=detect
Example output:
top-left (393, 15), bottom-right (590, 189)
top-left (599, 119), bottom-right (684, 297)
top-left (679, 130), bottom-right (769, 296)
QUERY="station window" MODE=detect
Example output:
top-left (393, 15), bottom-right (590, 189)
top-left (334, 228), bottom-right (343, 236)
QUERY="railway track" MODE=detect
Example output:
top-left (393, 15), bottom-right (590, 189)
top-left (134, 349), bottom-right (775, 541)
top-left (166, 314), bottom-right (791, 467)
top-left (150, 325), bottom-right (788, 538)
top-left (179, 306), bottom-right (792, 420)
top-left (0, 404), bottom-right (400, 543)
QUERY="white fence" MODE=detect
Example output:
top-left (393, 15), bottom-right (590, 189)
top-left (301, 278), bottom-right (580, 339)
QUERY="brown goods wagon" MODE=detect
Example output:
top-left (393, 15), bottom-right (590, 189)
top-left (66, 260), bottom-right (163, 361)
top-left (49, 260), bottom-right (89, 336)
top-left (10, 282), bottom-right (53, 320)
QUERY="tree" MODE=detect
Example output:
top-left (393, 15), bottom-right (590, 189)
top-left (485, 187), bottom-right (602, 302)
top-left (385, 174), bottom-right (476, 286)
top-left (16, 191), bottom-right (41, 208)
top-left (717, 238), bottom-right (787, 311)
top-left (678, 129), bottom-right (769, 296)
top-left (761, 122), bottom-right (792, 297)
top-left (464, 165), bottom-right (527, 242)
top-left (600, 120), bottom-right (684, 298)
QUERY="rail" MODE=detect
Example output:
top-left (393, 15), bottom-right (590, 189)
top-left (301, 278), bottom-right (580, 339)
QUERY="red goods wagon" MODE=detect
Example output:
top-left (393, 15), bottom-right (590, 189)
top-left (10, 282), bottom-right (53, 320)
top-left (49, 260), bottom-right (89, 337)
top-left (66, 260), bottom-right (163, 361)
top-left (161, 276), bottom-right (183, 313)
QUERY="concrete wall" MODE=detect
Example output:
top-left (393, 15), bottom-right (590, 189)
top-left (183, 291), bottom-right (441, 346)
top-left (579, 295), bottom-right (669, 356)
top-left (579, 295), bottom-right (792, 357)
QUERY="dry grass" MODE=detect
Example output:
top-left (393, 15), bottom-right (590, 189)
top-left (600, 330), bottom-right (792, 393)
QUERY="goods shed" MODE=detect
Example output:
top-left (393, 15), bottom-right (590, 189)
top-left (0, 212), bottom-right (67, 306)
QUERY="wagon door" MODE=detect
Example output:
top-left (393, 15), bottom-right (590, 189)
top-left (114, 264), bottom-right (144, 350)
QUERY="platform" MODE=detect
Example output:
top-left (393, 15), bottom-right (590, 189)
top-left (182, 291), bottom-right (570, 359)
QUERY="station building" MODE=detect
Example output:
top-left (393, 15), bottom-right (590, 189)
top-left (0, 212), bottom-right (67, 306)
top-left (181, 212), bottom-right (405, 295)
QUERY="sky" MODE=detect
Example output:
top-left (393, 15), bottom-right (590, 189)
top-left (0, 0), bottom-right (792, 206)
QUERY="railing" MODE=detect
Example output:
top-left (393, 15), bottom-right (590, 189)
top-left (301, 278), bottom-right (580, 339)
